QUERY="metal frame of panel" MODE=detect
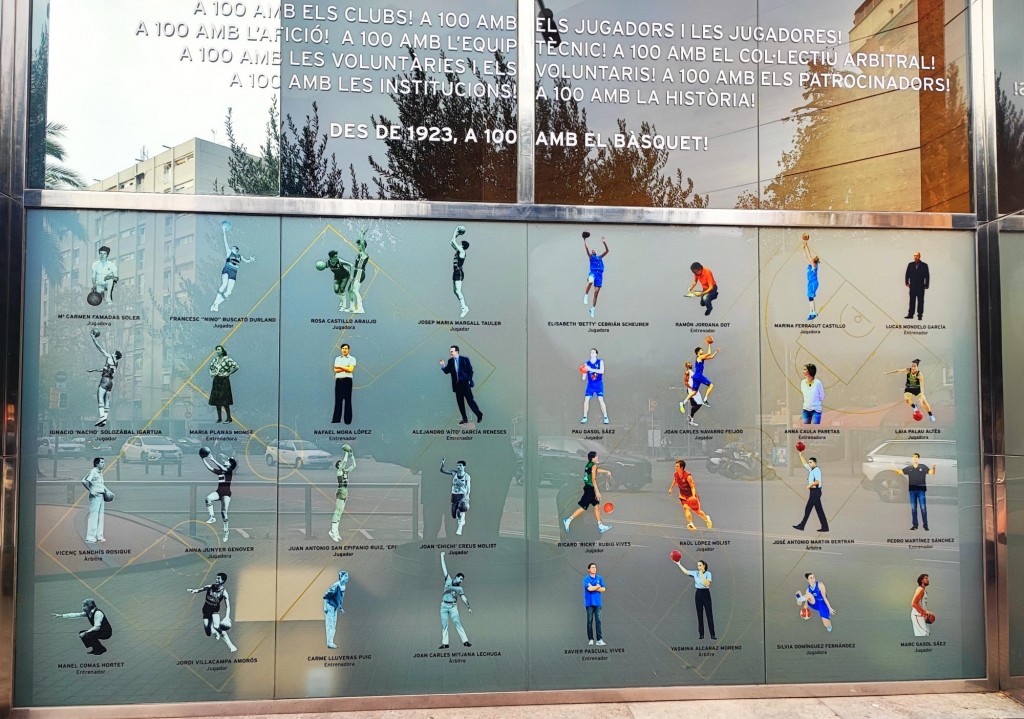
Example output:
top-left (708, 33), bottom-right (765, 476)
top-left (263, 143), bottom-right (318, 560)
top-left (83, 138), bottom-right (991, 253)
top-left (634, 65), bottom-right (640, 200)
top-left (2, 0), bottom-right (1018, 714)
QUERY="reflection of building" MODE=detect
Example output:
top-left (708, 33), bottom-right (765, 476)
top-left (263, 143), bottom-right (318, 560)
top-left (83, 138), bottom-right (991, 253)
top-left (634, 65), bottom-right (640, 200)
top-left (39, 141), bottom-right (233, 431)
top-left (88, 138), bottom-right (233, 195)
top-left (778, 0), bottom-right (968, 212)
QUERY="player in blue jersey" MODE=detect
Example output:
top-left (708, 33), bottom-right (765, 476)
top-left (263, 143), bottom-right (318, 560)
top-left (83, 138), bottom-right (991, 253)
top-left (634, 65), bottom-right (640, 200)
top-left (580, 348), bottom-right (609, 425)
top-left (582, 232), bottom-right (609, 318)
top-left (801, 233), bottom-right (819, 321)
top-left (796, 572), bottom-right (835, 631)
top-left (685, 345), bottom-right (720, 408)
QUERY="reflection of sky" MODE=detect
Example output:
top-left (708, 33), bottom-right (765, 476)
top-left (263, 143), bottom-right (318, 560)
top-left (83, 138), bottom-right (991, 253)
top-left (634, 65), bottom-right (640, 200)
top-left (541, 1), bottom-right (904, 205)
top-left (48, 0), bottom-right (276, 180)
top-left (281, 0), bottom-right (518, 194)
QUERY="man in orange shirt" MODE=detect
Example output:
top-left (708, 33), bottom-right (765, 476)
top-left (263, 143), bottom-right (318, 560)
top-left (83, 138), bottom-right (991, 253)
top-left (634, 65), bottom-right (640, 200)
top-left (688, 262), bottom-right (718, 316)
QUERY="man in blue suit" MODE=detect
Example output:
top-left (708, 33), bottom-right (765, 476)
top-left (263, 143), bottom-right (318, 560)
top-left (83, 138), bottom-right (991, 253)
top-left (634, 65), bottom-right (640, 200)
top-left (440, 345), bottom-right (483, 425)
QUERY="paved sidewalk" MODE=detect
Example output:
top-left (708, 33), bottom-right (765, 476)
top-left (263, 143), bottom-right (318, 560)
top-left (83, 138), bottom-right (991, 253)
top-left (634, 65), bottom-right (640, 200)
top-left (165, 692), bottom-right (1024, 719)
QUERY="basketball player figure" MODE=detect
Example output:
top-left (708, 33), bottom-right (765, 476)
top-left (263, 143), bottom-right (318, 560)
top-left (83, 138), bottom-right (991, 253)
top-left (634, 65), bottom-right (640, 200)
top-left (438, 551), bottom-right (472, 649)
top-left (91, 246), bottom-right (118, 305)
top-left (323, 570), bottom-right (350, 649)
top-left (440, 457), bottom-right (471, 536)
top-left (88, 330), bottom-right (122, 427)
top-left (911, 574), bottom-right (931, 636)
top-left (324, 250), bottom-right (354, 311)
top-left (329, 446), bottom-right (356, 542)
top-left (201, 449), bottom-right (237, 544)
top-left (211, 229), bottom-right (256, 312)
top-left (187, 572), bottom-right (237, 653)
top-left (883, 359), bottom-right (936, 421)
top-left (450, 226), bottom-right (470, 318)
top-left (348, 230), bottom-right (370, 314)
top-left (583, 233), bottom-right (609, 318)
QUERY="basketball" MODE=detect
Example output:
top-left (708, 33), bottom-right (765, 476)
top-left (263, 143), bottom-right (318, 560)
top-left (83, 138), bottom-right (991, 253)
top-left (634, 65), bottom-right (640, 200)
top-left (670, 549), bottom-right (682, 562)
top-left (705, 335), bottom-right (714, 345)
top-left (913, 410), bottom-right (924, 421)
top-left (315, 260), bottom-right (327, 271)
top-left (455, 225), bottom-right (467, 236)
top-left (603, 502), bottom-right (614, 514)
top-left (800, 606), bottom-right (812, 620)
top-left (802, 233), bottom-right (810, 241)
top-left (90, 329), bottom-right (101, 338)
top-left (579, 364), bottom-right (588, 374)
top-left (686, 496), bottom-right (700, 511)
top-left (199, 446), bottom-right (211, 458)
top-left (795, 441), bottom-right (806, 452)
top-left (341, 444), bottom-right (352, 453)
top-left (218, 617), bottom-right (232, 630)
top-left (86, 291), bottom-right (103, 306)
top-left (582, 231), bottom-right (591, 239)
top-left (926, 612), bottom-right (936, 624)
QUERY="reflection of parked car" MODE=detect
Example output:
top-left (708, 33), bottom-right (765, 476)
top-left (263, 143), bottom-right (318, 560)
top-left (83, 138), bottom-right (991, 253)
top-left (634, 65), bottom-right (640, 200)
top-left (265, 439), bottom-right (333, 468)
top-left (120, 436), bottom-right (184, 463)
top-left (71, 436), bottom-right (114, 452)
top-left (534, 436), bottom-right (652, 491)
top-left (38, 437), bottom-right (83, 458)
top-left (173, 436), bottom-right (203, 450)
top-left (706, 442), bottom-right (778, 481)
top-left (860, 439), bottom-right (958, 502)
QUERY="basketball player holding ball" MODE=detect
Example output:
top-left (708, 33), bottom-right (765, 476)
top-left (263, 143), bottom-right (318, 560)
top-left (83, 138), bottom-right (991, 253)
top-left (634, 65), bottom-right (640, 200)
top-left (668, 460), bottom-right (712, 531)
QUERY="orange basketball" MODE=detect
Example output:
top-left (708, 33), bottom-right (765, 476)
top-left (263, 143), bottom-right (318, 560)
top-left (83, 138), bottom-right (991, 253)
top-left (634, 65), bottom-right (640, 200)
top-left (603, 502), bottom-right (614, 514)
top-left (670, 549), bottom-right (682, 562)
top-left (705, 334), bottom-right (714, 345)
top-left (686, 496), bottom-right (701, 511)
top-left (913, 410), bottom-right (924, 421)
top-left (800, 606), bottom-right (811, 620)
top-left (579, 364), bottom-right (588, 374)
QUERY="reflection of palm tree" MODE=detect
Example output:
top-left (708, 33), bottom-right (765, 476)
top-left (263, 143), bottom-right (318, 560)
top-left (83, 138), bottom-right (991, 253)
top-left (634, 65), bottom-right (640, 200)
top-left (44, 122), bottom-right (86, 189)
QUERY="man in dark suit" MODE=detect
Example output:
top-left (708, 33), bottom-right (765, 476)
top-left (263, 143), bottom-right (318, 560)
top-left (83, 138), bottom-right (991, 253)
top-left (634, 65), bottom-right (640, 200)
top-left (905, 251), bottom-right (930, 320)
top-left (440, 345), bottom-right (483, 425)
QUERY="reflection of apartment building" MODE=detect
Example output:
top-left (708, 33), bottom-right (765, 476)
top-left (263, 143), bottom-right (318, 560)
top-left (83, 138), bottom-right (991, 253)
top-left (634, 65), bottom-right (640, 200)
top-left (781, 0), bottom-right (967, 212)
top-left (40, 144), bottom-right (232, 430)
top-left (88, 138), bottom-right (233, 195)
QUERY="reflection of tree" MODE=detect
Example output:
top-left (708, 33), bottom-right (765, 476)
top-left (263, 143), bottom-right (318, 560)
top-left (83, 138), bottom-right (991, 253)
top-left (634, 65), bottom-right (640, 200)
top-left (535, 80), bottom-right (707, 207)
top-left (368, 51), bottom-right (517, 202)
top-left (29, 28), bottom-right (86, 190)
top-left (225, 100), bottom-right (367, 198)
top-left (997, 74), bottom-right (1024, 215)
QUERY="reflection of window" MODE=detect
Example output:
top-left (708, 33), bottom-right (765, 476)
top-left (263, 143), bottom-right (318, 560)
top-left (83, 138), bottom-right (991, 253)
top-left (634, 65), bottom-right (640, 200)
top-left (137, 223), bottom-right (146, 240)
top-left (163, 270), bottom-right (171, 287)
top-left (163, 163), bottom-right (171, 182)
top-left (136, 248), bottom-right (145, 264)
top-left (137, 274), bottom-right (145, 291)
top-left (175, 234), bottom-right (194, 247)
top-left (164, 241), bottom-right (172, 261)
top-left (120, 252), bottom-right (134, 264)
top-left (164, 216), bottom-right (173, 235)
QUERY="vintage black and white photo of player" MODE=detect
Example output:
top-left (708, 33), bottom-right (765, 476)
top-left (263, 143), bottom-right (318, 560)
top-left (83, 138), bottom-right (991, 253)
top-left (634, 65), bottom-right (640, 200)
top-left (450, 225), bottom-right (470, 318)
top-left (89, 245), bottom-right (118, 306)
top-left (200, 447), bottom-right (236, 543)
top-left (210, 220), bottom-right (256, 313)
top-left (52, 598), bottom-right (113, 655)
top-left (438, 552), bottom-right (472, 649)
top-left (329, 445), bottom-right (355, 542)
top-left (439, 457), bottom-right (471, 537)
top-left (87, 329), bottom-right (121, 427)
top-left (186, 572), bottom-right (237, 653)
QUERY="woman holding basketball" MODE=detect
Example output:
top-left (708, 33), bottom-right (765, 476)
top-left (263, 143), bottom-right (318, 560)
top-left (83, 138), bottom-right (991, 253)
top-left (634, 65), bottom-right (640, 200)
top-left (882, 359), bottom-right (936, 422)
top-left (668, 460), bottom-right (712, 531)
top-left (675, 558), bottom-right (715, 641)
top-left (200, 448), bottom-right (236, 544)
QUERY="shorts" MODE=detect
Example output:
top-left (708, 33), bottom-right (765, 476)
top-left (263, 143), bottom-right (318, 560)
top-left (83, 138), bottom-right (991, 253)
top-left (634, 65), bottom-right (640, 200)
top-left (222, 263), bottom-right (238, 281)
top-left (692, 373), bottom-right (711, 388)
top-left (584, 382), bottom-right (604, 397)
top-left (336, 486), bottom-right (349, 501)
top-left (453, 269), bottom-right (465, 282)
top-left (810, 600), bottom-right (831, 620)
top-left (807, 282), bottom-right (818, 300)
top-left (98, 377), bottom-right (113, 393)
top-left (679, 495), bottom-right (700, 511)
top-left (904, 388), bottom-right (922, 397)
top-left (578, 483), bottom-right (598, 509)
top-left (216, 487), bottom-right (232, 499)
top-left (802, 409), bottom-right (822, 424)
top-left (589, 272), bottom-right (603, 288)
top-left (451, 493), bottom-right (468, 518)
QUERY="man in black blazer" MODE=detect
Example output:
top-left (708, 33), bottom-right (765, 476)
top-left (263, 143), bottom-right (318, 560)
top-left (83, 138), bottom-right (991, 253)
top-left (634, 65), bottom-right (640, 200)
top-left (440, 345), bottom-right (483, 425)
top-left (905, 251), bottom-right (930, 320)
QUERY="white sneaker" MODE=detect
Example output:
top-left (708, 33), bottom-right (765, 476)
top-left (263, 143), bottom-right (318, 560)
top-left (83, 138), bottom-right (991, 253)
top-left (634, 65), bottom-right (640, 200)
top-left (328, 530), bottom-right (341, 542)
top-left (562, 518), bottom-right (571, 533)
top-left (222, 530), bottom-right (230, 543)
top-left (929, 415), bottom-right (936, 422)
top-left (688, 418), bottom-right (698, 427)
top-left (705, 514), bottom-right (713, 529)
top-left (588, 639), bottom-right (595, 645)
top-left (602, 416), bottom-right (609, 424)
top-left (456, 525), bottom-right (463, 536)
top-left (206, 516), bottom-right (217, 524)
top-left (580, 417), bottom-right (588, 424)
top-left (596, 640), bottom-right (606, 646)
top-left (598, 524), bottom-right (612, 533)
top-left (460, 306), bottom-right (469, 318)
top-left (589, 307), bottom-right (595, 318)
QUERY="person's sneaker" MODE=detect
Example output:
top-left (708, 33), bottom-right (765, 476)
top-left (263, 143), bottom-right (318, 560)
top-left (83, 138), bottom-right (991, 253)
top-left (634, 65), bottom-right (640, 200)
top-left (910, 526), bottom-right (918, 531)
top-left (580, 417), bottom-right (588, 424)
top-left (598, 523), bottom-right (612, 533)
top-left (455, 525), bottom-right (463, 536)
top-left (929, 414), bottom-right (936, 422)
top-left (328, 530), bottom-right (341, 542)
top-left (688, 418), bottom-right (699, 427)
top-left (705, 514), bottom-right (713, 529)
top-left (602, 416), bottom-right (609, 424)
top-left (923, 525), bottom-right (930, 532)
top-left (563, 518), bottom-right (571, 533)
top-left (704, 307), bottom-right (712, 316)
top-left (327, 643), bottom-right (338, 649)
top-left (702, 400), bottom-right (711, 408)
top-left (463, 642), bottom-right (472, 647)
top-left (460, 306), bottom-right (469, 318)
top-left (595, 640), bottom-right (606, 646)
top-left (679, 402), bottom-right (687, 414)
top-left (589, 307), bottom-right (595, 318)
top-left (687, 522), bottom-right (697, 531)
top-left (439, 644), bottom-right (449, 649)
top-left (206, 517), bottom-right (217, 524)
top-left (807, 313), bottom-right (817, 321)
top-left (588, 639), bottom-right (595, 645)
top-left (792, 525), bottom-right (804, 531)
top-left (911, 403), bottom-right (918, 410)
top-left (222, 530), bottom-right (230, 543)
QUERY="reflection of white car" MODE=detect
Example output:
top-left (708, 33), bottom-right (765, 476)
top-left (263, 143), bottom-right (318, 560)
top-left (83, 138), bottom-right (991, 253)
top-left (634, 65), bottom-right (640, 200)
top-left (860, 439), bottom-right (958, 502)
top-left (265, 440), bottom-right (332, 468)
top-left (38, 437), bottom-right (83, 458)
top-left (120, 436), bottom-right (184, 463)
